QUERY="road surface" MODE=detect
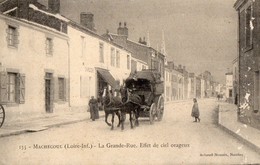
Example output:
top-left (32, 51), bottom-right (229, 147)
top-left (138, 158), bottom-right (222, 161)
top-left (0, 99), bottom-right (260, 164)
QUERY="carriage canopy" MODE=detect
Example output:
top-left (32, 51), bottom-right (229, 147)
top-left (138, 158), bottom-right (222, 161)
top-left (125, 70), bottom-right (164, 95)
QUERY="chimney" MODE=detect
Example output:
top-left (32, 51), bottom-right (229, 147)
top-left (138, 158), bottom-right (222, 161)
top-left (170, 62), bottom-right (174, 69)
top-left (139, 37), bottom-right (142, 44)
top-left (48, 0), bottom-right (60, 13)
top-left (80, 12), bottom-right (96, 31)
top-left (143, 37), bottom-right (147, 45)
top-left (17, 0), bottom-right (30, 19)
top-left (117, 21), bottom-right (128, 37)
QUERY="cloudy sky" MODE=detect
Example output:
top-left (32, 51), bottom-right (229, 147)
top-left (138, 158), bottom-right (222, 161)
top-left (39, 0), bottom-right (237, 83)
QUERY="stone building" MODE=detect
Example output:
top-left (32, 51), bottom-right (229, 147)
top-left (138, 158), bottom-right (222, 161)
top-left (234, 0), bottom-right (260, 129)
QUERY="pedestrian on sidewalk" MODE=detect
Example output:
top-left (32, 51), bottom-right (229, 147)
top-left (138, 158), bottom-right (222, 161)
top-left (89, 96), bottom-right (99, 121)
top-left (191, 98), bottom-right (200, 122)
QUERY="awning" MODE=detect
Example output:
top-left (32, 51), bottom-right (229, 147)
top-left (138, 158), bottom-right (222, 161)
top-left (96, 68), bottom-right (117, 88)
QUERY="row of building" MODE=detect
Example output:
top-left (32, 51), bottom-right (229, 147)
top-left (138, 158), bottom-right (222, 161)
top-left (0, 0), bottom-right (220, 121)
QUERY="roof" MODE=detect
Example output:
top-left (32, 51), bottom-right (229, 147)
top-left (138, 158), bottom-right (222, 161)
top-left (234, 0), bottom-right (246, 10)
top-left (103, 32), bottom-right (165, 63)
top-left (126, 70), bottom-right (163, 83)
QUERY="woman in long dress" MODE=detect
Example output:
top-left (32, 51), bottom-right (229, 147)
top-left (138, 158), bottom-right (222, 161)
top-left (191, 98), bottom-right (200, 122)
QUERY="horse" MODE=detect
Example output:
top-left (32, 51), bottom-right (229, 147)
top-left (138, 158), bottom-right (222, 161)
top-left (119, 86), bottom-right (142, 130)
top-left (101, 88), bottom-right (121, 130)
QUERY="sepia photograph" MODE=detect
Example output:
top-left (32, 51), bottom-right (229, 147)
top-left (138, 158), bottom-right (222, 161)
top-left (0, 0), bottom-right (260, 164)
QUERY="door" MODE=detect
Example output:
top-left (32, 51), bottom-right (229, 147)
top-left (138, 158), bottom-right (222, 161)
top-left (45, 73), bottom-right (53, 113)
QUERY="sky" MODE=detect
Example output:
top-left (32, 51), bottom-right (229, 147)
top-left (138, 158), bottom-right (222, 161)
top-left (39, 0), bottom-right (238, 83)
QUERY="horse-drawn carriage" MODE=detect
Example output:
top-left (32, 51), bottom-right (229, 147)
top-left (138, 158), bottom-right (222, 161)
top-left (102, 69), bottom-right (164, 130)
top-left (124, 69), bottom-right (164, 124)
top-left (0, 104), bottom-right (5, 128)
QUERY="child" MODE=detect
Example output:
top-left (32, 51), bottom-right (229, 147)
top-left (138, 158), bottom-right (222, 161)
top-left (191, 98), bottom-right (200, 122)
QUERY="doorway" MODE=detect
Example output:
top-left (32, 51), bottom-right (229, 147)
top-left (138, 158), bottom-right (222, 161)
top-left (45, 73), bottom-right (53, 113)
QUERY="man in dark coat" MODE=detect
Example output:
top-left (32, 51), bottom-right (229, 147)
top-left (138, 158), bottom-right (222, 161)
top-left (89, 96), bottom-right (99, 121)
top-left (191, 98), bottom-right (200, 122)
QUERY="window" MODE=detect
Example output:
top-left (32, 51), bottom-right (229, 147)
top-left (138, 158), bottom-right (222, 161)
top-left (151, 59), bottom-right (158, 70)
top-left (111, 48), bottom-right (115, 66)
top-left (99, 43), bottom-right (104, 63)
top-left (46, 38), bottom-right (53, 55)
top-left (7, 25), bottom-right (19, 47)
top-left (58, 77), bottom-right (65, 100)
top-left (7, 73), bottom-right (17, 103)
top-left (116, 50), bottom-right (120, 68)
top-left (245, 5), bottom-right (253, 48)
top-left (127, 55), bottom-right (130, 70)
top-left (0, 72), bottom-right (25, 104)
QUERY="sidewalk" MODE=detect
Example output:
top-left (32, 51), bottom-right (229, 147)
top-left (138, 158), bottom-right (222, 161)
top-left (218, 102), bottom-right (260, 154)
top-left (0, 109), bottom-right (104, 138)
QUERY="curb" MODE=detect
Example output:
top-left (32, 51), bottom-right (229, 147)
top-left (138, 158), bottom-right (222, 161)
top-left (217, 105), bottom-right (260, 155)
top-left (0, 114), bottom-right (105, 138)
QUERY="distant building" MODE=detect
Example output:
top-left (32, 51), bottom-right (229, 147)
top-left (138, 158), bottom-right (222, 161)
top-left (234, 0), bottom-right (260, 130)
top-left (196, 76), bottom-right (202, 98)
top-left (225, 72), bottom-right (233, 102)
top-left (102, 22), bottom-right (165, 78)
top-left (164, 67), bottom-right (171, 102)
top-left (199, 71), bottom-right (214, 98)
top-left (188, 73), bottom-right (196, 99)
top-left (176, 65), bottom-right (189, 99)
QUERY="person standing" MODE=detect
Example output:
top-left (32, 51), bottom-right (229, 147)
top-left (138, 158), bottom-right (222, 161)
top-left (191, 98), bottom-right (200, 122)
top-left (89, 96), bottom-right (99, 121)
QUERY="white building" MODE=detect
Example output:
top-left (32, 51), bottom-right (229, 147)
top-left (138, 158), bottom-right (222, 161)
top-left (68, 20), bottom-right (132, 110)
top-left (0, 13), bottom-right (69, 121)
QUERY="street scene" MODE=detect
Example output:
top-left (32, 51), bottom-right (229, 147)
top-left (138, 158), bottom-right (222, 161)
top-left (0, 0), bottom-right (260, 164)
top-left (1, 99), bottom-right (260, 164)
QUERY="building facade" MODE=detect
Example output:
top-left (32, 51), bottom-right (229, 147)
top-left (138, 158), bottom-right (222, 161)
top-left (68, 21), bottom-right (132, 110)
top-left (102, 23), bottom-right (165, 78)
top-left (0, 0), bottom-right (132, 118)
top-left (234, 0), bottom-right (260, 129)
top-left (0, 12), bottom-right (69, 121)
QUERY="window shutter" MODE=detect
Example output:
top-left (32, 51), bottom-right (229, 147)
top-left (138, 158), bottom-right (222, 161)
top-left (0, 72), bottom-right (8, 104)
top-left (13, 30), bottom-right (19, 47)
top-left (18, 74), bottom-right (25, 104)
top-left (49, 77), bottom-right (54, 112)
top-left (50, 40), bottom-right (54, 55)
top-left (53, 77), bottom-right (59, 102)
top-left (65, 78), bottom-right (69, 101)
top-left (6, 28), bottom-right (10, 45)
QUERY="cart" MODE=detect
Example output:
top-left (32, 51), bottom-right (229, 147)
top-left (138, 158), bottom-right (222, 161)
top-left (0, 104), bottom-right (5, 128)
top-left (125, 70), bottom-right (164, 124)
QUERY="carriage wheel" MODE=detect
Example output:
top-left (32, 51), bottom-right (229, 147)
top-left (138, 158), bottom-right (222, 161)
top-left (157, 96), bottom-right (164, 121)
top-left (149, 103), bottom-right (156, 124)
top-left (0, 104), bottom-right (5, 128)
